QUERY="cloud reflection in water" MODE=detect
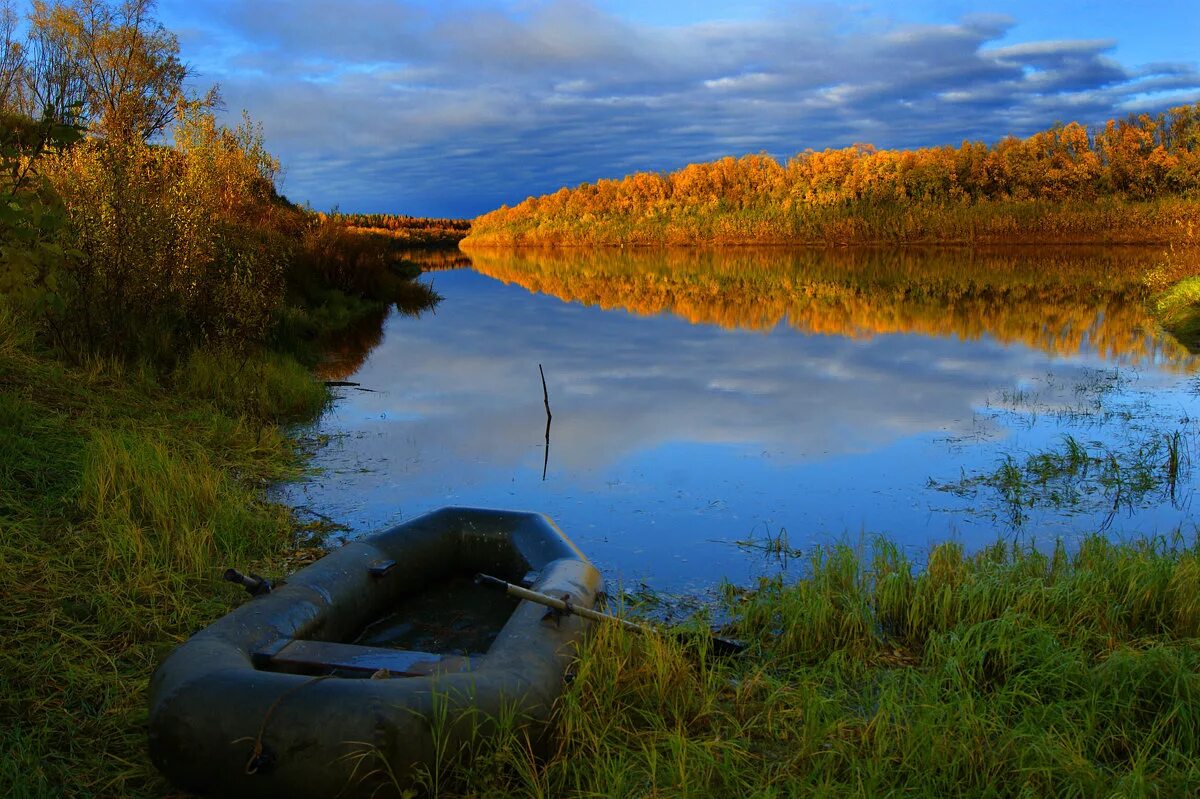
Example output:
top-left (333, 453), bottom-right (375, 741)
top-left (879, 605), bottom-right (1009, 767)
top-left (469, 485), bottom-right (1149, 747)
top-left (286, 251), bottom-right (1198, 592)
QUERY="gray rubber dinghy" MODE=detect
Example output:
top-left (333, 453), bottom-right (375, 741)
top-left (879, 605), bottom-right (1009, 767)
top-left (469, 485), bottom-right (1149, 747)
top-left (148, 507), bottom-right (601, 798)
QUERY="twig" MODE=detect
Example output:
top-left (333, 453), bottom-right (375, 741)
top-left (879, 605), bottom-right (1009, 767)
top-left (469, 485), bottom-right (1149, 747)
top-left (539, 364), bottom-right (552, 422)
top-left (540, 364), bottom-right (552, 481)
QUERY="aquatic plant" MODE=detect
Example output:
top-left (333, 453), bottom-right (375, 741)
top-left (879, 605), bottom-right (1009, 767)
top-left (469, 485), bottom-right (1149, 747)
top-left (932, 429), bottom-right (1197, 530)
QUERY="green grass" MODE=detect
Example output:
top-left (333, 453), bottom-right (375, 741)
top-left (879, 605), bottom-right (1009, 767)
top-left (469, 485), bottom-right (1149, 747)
top-left (415, 533), bottom-right (1200, 798)
top-left (0, 303), bottom-right (320, 797)
top-left (172, 348), bottom-right (329, 422)
top-left (1156, 275), bottom-right (1200, 352)
top-left (5, 237), bottom-right (1200, 798)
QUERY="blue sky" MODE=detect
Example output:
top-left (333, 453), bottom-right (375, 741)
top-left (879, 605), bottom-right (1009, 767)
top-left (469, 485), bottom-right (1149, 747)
top-left (153, 0), bottom-right (1200, 217)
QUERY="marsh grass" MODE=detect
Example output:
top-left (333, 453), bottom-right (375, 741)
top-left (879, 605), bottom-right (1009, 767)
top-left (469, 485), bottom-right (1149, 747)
top-left (408, 533), bottom-right (1200, 798)
top-left (0, 305), bottom-right (319, 797)
top-left (172, 348), bottom-right (329, 422)
top-left (933, 429), bottom-right (1196, 529)
top-left (733, 523), bottom-right (799, 565)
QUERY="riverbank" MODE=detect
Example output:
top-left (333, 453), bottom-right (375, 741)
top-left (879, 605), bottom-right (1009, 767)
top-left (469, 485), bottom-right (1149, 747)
top-left (0, 303), bottom-right (329, 795)
top-left (1159, 277), bottom-right (1200, 351)
top-left (424, 533), bottom-right (1200, 797)
top-left (5, 253), bottom-right (1198, 797)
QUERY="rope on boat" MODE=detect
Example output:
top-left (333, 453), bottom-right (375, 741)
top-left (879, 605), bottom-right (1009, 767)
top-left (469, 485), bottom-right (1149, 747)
top-left (241, 674), bottom-right (332, 775)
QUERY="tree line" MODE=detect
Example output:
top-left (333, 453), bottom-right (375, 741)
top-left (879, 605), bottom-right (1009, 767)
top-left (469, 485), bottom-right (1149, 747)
top-left (325, 212), bottom-right (471, 234)
top-left (322, 212), bottom-right (470, 249)
top-left (465, 106), bottom-right (1200, 246)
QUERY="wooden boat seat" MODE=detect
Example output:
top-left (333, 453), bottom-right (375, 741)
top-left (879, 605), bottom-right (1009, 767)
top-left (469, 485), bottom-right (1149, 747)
top-left (252, 639), bottom-right (472, 677)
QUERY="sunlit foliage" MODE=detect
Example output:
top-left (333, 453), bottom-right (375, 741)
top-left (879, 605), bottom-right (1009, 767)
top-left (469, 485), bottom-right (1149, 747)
top-left (465, 106), bottom-right (1200, 246)
top-left (0, 108), bottom-right (80, 308)
top-left (26, 101), bottom-right (285, 353)
top-left (10, 0), bottom-right (198, 140)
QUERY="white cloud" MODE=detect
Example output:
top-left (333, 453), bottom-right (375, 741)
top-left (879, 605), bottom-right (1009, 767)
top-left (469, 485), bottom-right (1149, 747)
top-left (163, 0), bottom-right (1200, 214)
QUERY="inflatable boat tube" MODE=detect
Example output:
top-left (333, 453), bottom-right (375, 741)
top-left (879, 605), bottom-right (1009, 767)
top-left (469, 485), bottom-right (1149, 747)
top-left (148, 507), bottom-right (602, 798)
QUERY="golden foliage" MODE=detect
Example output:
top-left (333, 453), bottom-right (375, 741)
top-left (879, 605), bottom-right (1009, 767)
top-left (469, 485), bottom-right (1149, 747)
top-left (323, 212), bottom-right (470, 249)
top-left (38, 103), bottom-right (289, 353)
top-left (465, 106), bottom-right (1200, 247)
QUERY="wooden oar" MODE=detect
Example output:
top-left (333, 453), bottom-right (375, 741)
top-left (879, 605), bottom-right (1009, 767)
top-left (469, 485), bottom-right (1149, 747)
top-left (475, 573), bottom-right (746, 656)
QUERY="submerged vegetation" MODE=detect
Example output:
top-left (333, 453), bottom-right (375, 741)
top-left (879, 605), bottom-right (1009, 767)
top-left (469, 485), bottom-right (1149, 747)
top-left (387, 533), bottom-right (1200, 797)
top-left (465, 105), bottom-right (1200, 247)
top-left (934, 431), bottom-right (1196, 530)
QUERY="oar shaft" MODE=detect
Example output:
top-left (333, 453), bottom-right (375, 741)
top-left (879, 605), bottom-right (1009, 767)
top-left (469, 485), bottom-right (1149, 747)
top-left (476, 574), bottom-right (649, 634)
top-left (475, 573), bottom-right (746, 656)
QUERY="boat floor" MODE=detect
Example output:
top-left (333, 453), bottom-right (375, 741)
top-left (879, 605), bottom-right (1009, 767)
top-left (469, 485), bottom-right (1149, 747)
top-left (354, 574), bottom-right (521, 655)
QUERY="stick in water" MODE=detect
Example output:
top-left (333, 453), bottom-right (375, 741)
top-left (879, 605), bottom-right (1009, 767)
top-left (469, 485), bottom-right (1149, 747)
top-left (539, 364), bottom-right (552, 481)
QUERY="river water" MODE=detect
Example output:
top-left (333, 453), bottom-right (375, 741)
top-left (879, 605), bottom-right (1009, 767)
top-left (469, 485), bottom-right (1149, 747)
top-left (282, 247), bottom-right (1200, 597)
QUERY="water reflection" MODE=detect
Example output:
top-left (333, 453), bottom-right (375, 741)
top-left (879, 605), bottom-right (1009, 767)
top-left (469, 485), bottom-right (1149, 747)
top-left (313, 307), bottom-right (389, 381)
top-left (466, 247), bottom-right (1194, 368)
top-left (285, 248), bottom-right (1200, 594)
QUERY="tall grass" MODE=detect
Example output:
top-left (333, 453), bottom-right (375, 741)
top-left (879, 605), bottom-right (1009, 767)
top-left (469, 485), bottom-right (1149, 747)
top-left (418, 533), bottom-right (1200, 798)
top-left (0, 305), bottom-right (316, 797)
top-left (171, 348), bottom-right (328, 422)
top-left (1156, 275), bottom-right (1200, 351)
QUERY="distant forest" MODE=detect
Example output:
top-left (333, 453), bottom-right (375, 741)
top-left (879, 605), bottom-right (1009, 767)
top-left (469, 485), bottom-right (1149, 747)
top-left (324, 213), bottom-right (470, 249)
top-left (465, 105), bottom-right (1200, 247)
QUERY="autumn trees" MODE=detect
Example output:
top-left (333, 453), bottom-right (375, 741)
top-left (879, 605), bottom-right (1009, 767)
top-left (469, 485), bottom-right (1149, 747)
top-left (465, 105), bottom-right (1200, 246)
top-left (0, 0), bottom-right (294, 356)
top-left (2, 0), bottom-right (193, 141)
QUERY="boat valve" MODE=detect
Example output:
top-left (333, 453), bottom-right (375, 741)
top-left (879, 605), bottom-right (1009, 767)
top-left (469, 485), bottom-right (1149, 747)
top-left (224, 568), bottom-right (273, 597)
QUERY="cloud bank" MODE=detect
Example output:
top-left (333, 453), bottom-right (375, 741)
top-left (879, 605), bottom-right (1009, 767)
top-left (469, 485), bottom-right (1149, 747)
top-left (167, 0), bottom-right (1200, 215)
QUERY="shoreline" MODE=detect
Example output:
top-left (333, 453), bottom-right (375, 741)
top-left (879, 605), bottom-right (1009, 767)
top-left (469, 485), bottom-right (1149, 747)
top-left (4, 246), bottom-right (1197, 795)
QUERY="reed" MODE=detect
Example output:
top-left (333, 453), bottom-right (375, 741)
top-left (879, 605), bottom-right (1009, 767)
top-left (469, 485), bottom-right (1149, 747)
top-left (423, 532), bottom-right (1200, 798)
top-left (932, 426), bottom-right (1196, 530)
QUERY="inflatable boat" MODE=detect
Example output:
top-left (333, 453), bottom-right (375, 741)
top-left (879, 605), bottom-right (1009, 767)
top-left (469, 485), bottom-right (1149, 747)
top-left (148, 507), bottom-right (601, 798)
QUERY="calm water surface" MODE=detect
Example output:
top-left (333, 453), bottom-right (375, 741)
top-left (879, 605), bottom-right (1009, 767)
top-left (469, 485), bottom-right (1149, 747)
top-left (283, 248), bottom-right (1200, 596)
